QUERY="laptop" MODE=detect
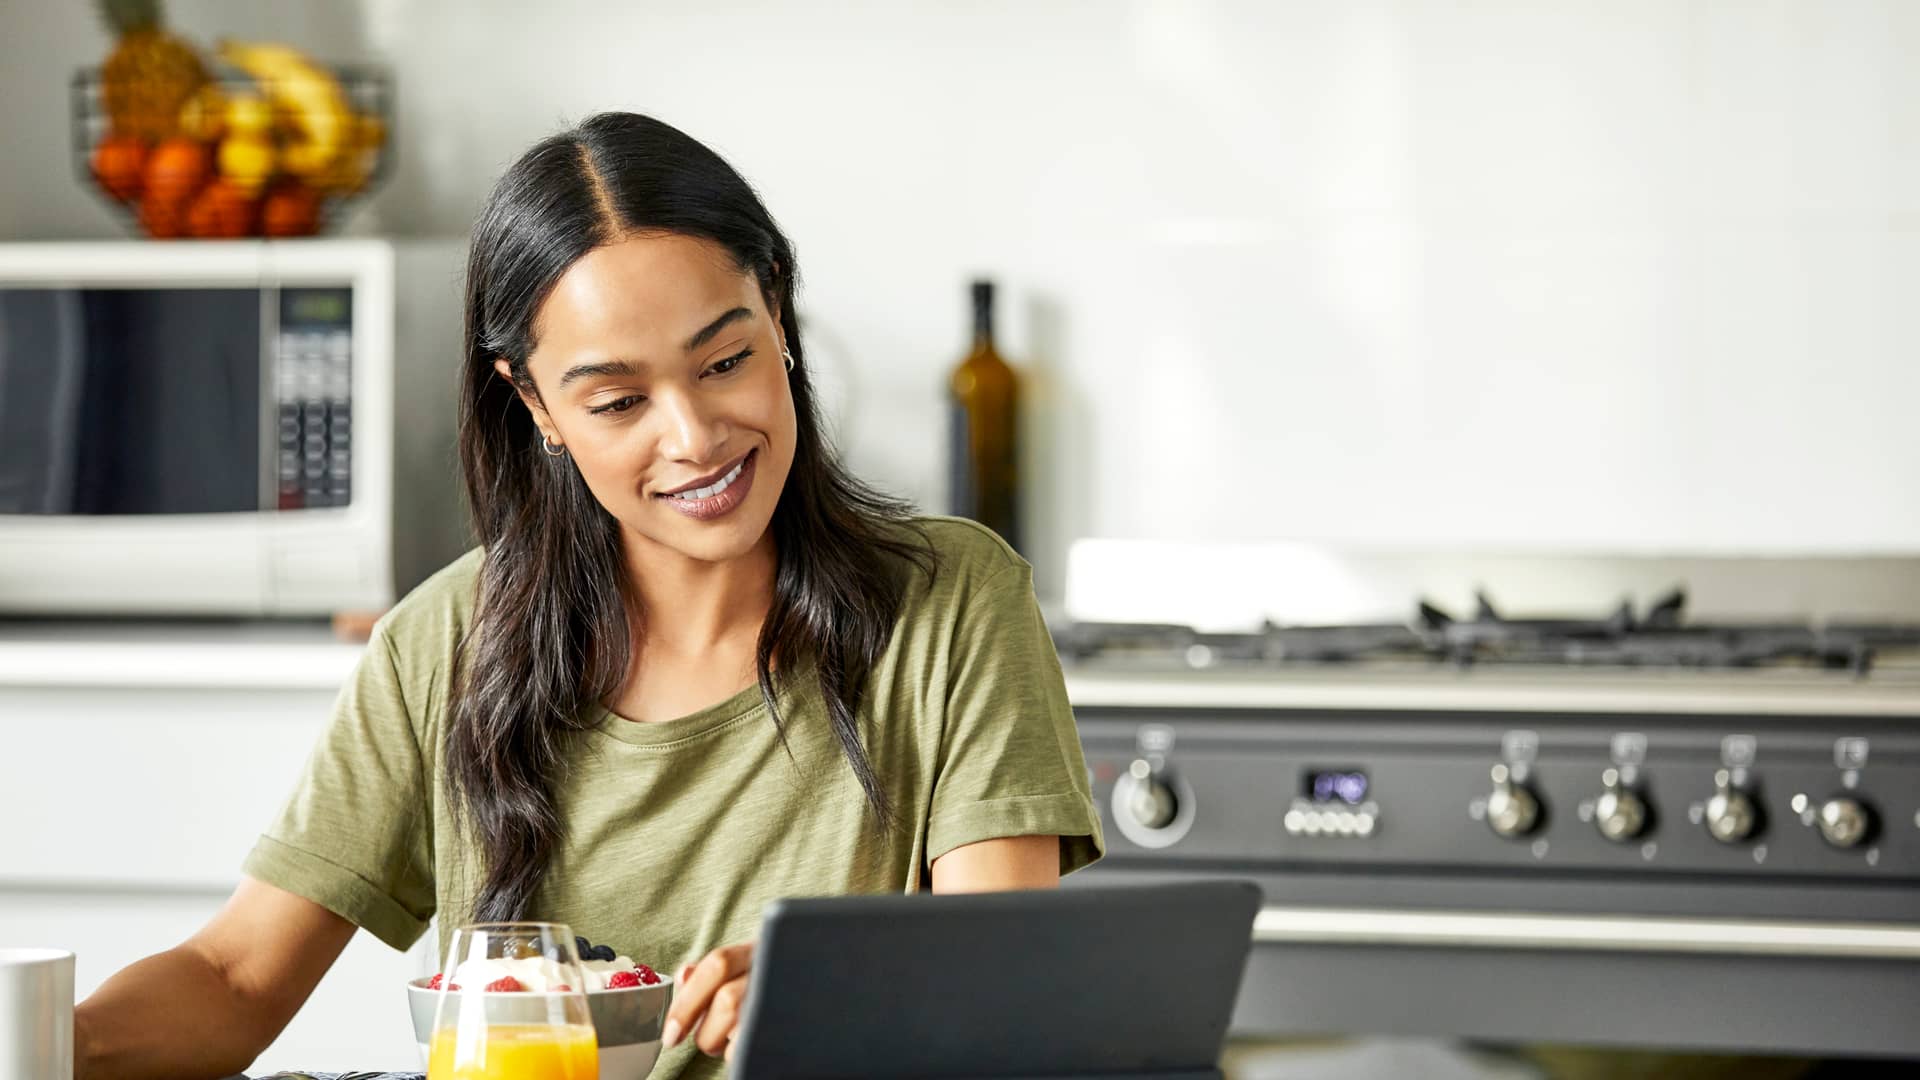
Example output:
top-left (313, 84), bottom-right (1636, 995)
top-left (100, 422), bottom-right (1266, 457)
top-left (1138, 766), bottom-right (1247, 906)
top-left (731, 878), bottom-right (1261, 1080)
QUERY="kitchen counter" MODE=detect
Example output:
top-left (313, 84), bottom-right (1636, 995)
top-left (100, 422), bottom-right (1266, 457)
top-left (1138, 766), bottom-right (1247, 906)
top-left (0, 619), bottom-right (359, 689)
top-left (9, 620), bottom-right (1919, 1062)
top-left (7, 619), bottom-right (1920, 718)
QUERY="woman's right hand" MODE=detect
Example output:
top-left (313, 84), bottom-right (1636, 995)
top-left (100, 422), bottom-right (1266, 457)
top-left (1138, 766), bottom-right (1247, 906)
top-left (75, 876), bottom-right (356, 1080)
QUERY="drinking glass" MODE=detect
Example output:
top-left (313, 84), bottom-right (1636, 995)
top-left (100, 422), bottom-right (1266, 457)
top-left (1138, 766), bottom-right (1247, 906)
top-left (427, 922), bottom-right (599, 1080)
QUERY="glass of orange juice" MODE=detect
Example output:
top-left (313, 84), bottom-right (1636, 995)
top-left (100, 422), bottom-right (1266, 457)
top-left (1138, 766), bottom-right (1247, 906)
top-left (427, 921), bottom-right (599, 1080)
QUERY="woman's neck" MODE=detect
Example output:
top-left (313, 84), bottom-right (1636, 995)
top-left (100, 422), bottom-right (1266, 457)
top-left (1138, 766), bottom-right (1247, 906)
top-left (620, 527), bottom-right (778, 656)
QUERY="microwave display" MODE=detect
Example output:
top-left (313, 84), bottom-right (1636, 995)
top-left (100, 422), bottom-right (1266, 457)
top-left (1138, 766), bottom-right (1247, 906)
top-left (0, 285), bottom-right (351, 515)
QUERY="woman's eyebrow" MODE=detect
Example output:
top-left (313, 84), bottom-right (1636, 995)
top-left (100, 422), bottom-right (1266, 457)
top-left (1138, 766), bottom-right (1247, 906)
top-left (684, 306), bottom-right (752, 352)
top-left (557, 359), bottom-right (641, 389)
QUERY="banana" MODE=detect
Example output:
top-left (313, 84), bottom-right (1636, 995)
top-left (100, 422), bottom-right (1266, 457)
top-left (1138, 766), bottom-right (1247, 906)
top-left (216, 40), bottom-right (351, 178)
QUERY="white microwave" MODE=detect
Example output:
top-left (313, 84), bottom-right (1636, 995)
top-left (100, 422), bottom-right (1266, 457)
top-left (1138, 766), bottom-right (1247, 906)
top-left (0, 239), bottom-right (470, 616)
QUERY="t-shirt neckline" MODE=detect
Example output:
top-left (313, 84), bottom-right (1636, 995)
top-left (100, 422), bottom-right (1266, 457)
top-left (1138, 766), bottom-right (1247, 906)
top-left (592, 657), bottom-right (811, 748)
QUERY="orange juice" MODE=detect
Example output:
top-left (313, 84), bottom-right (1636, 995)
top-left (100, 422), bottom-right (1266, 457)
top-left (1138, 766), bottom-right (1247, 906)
top-left (427, 1023), bottom-right (599, 1080)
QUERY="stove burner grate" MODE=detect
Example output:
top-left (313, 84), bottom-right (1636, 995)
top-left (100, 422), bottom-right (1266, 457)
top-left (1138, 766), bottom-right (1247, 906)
top-left (1056, 589), bottom-right (1920, 674)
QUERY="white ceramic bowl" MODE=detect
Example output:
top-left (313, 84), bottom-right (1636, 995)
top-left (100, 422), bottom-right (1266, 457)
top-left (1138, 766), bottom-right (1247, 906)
top-left (406, 975), bottom-right (674, 1080)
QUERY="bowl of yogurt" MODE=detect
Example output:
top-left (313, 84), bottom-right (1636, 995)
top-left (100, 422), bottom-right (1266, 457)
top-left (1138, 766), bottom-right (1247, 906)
top-left (406, 942), bottom-right (674, 1080)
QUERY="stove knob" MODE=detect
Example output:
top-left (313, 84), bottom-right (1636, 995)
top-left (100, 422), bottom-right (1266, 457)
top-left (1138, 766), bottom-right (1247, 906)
top-left (1485, 763), bottom-right (1542, 839)
top-left (1122, 759), bottom-right (1179, 830)
top-left (1815, 795), bottom-right (1876, 849)
top-left (1593, 767), bottom-right (1649, 843)
top-left (1704, 769), bottom-right (1759, 844)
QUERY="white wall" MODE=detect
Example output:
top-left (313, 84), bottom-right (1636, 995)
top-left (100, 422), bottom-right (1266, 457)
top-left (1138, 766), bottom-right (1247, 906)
top-left (4, 0), bottom-right (1920, 593)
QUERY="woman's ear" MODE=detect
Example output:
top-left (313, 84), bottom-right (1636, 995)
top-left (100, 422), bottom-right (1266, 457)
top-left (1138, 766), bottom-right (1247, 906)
top-left (765, 296), bottom-right (786, 353)
top-left (493, 358), bottom-right (555, 435)
top-left (766, 263), bottom-right (786, 329)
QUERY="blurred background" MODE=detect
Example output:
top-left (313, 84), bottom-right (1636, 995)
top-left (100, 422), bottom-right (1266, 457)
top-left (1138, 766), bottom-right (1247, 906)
top-left (1, 1), bottom-right (1917, 1078)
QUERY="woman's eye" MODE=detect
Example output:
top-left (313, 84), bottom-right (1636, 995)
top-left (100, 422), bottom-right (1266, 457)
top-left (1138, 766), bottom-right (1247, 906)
top-left (589, 395), bottom-right (644, 416)
top-left (705, 347), bottom-right (753, 377)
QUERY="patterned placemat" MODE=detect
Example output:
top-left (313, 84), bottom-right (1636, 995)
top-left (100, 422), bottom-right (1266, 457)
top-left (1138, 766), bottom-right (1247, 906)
top-left (249, 1072), bottom-right (425, 1080)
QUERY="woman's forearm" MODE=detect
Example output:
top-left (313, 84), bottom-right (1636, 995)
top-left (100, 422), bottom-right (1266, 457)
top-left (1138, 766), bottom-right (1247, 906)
top-left (75, 943), bottom-right (274, 1080)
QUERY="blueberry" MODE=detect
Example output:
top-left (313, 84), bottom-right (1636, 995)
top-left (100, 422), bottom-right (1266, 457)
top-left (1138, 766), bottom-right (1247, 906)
top-left (594, 945), bottom-right (616, 962)
top-left (575, 935), bottom-right (592, 957)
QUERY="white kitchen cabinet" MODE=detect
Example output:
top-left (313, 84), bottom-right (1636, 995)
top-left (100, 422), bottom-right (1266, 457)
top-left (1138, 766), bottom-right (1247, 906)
top-left (0, 626), bottom-right (426, 1074)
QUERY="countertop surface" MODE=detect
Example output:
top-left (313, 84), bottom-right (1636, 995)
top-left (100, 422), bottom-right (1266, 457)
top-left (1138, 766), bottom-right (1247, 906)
top-left (0, 618), bottom-right (362, 689)
top-left (5, 618), bottom-right (1920, 714)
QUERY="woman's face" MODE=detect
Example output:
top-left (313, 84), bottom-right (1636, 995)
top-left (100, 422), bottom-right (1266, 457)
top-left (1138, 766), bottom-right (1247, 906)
top-left (502, 232), bottom-right (797, 566)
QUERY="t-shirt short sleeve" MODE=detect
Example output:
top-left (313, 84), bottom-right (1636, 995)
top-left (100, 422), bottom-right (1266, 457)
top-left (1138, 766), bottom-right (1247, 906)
top-left (926, 558), bottom-right (1105, 876)
top-left (241, 621), bottom-right (437, 950)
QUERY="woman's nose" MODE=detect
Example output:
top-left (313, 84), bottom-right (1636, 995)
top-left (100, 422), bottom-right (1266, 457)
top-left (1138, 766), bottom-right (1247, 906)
top-left (653, 388), bottom-right (727, 462)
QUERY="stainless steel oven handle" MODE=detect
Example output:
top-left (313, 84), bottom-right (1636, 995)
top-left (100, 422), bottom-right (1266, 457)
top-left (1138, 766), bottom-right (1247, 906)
top-left (1252, 906), bottom-right (1920, 959)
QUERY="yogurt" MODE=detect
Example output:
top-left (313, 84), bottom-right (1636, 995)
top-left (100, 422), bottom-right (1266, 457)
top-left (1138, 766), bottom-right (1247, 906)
top-left (449, 953), bottom-right (647, 992)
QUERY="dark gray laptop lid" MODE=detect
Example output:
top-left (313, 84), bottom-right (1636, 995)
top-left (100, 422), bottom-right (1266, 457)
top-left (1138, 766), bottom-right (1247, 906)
top-left (732, 879), bottom-right (1261, 1079)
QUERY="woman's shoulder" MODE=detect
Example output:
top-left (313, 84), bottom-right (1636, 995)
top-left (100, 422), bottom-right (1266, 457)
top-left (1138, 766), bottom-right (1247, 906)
top-left (882, 516), bottom-right (1032, 620)
top-left (369, 545), bottom-right (487, 662)
top-left (890, 515), bottom-right (1027, 584)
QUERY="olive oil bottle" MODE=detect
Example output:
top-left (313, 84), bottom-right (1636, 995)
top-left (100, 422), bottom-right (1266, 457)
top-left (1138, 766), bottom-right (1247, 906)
top-left (947, 279), bottom-right (1021, 552)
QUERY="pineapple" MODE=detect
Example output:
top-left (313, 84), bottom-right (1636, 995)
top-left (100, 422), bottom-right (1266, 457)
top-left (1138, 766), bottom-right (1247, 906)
top-left (97, 0), bottom-right (206, 141)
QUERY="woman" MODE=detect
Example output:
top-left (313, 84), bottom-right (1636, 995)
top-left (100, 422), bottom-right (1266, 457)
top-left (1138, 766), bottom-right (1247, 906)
top-left (72, 112), bottom-right (1103, 1079)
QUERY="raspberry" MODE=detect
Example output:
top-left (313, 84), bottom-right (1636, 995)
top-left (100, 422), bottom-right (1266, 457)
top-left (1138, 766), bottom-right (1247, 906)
top-left (606, 970), bottom-right (641, 989)
top-left (553, 984), bottom-right (572, 992)
top-left (427, 973), bottom-right (445, 990)
top-left (635, 964), bottom-right (661, 986)
top-left (485, 976), bottom-right (524, 992)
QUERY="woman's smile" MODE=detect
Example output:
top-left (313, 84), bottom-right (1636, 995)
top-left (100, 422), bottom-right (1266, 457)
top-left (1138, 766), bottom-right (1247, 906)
top-left (655, 448), bottom-right (758, 521)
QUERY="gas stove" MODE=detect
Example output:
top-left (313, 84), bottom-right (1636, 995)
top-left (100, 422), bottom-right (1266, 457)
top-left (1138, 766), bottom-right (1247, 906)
top-left (1055, 588), bottom-right (1920, 1059)
top-left (1055, 588), bottom-right (1920, 674)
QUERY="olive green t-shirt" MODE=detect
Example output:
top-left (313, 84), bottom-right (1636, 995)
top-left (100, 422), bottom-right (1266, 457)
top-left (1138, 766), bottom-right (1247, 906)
top-left (243, 516), bottom-right (1104, 1078)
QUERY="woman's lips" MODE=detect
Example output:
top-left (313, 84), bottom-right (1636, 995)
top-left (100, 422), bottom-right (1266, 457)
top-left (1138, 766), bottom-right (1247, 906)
top-left (655, 449), bottom-right (757, 521)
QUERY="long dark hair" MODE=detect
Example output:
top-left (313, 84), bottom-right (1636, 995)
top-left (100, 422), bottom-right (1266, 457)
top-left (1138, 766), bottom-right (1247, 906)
top-left (451, 111), bottom-right (933, 922)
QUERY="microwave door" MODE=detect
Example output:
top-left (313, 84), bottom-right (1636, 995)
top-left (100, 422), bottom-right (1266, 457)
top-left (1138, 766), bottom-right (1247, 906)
top-left (0, 286), bottom-right (263, 517)
top-left (0, 289), bottom-right (87, 513)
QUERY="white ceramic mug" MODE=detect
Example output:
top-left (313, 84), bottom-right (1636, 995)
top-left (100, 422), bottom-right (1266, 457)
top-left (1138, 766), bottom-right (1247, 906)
top-left (0, 948), bottom-right (74, 1080)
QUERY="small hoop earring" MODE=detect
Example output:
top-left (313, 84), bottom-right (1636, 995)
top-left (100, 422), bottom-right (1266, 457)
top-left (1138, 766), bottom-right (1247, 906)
top-left (542, 434), bottom-right (567, 457)
top-left (782, 347), bottom-right (796, 373)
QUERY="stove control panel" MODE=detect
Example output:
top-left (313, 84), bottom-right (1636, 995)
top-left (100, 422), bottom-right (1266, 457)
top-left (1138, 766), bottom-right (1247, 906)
top-left (1076, 709), bottom-right (1920, 895)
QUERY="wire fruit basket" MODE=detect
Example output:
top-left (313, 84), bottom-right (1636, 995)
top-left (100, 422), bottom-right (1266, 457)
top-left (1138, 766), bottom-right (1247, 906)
top-left (72, 61), bottom-right (393, 240)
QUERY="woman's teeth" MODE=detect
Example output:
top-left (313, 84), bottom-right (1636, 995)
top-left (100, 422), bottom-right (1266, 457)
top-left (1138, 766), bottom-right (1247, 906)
top-left (666, 456), bottom-right (747, 501)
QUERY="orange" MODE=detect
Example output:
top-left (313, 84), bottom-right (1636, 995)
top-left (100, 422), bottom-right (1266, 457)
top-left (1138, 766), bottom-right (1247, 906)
top-left (261, 180), bottom-right (321, 237)
top-left (186, 179), bottom-right (257, 238)
top-left (137, 191), bottom-right (189, 239)
top-left (144, 137), bottom-right (211, 205)
top-left (91, 134), bottom-right (149, 201)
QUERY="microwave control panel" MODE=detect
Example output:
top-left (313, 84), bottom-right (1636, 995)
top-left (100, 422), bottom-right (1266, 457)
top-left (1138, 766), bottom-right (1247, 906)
top-left (274, 287), bottom-right (352, 510)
